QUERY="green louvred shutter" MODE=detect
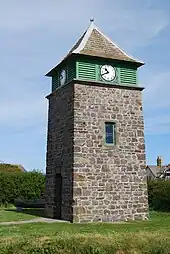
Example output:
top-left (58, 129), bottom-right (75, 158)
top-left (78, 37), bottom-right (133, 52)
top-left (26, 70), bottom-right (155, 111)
top-left (67, 64), bottom-right (76, 83)
top-left (77, 61), bottom-right (96, 80)
top-left (120, 68), bottom-right (137, 85)
top-left (52, 75), bottom-right (58, 91)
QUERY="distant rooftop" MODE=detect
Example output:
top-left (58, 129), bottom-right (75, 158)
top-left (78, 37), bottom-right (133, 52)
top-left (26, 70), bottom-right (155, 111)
top-left (147, 164), bottom-right (170, 177)
top-left (0, 163), bottom-right (26, 173)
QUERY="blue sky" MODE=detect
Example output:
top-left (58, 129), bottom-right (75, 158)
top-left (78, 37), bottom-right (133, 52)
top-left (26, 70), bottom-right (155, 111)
top-left (0, 0), bottom-right (170, 171)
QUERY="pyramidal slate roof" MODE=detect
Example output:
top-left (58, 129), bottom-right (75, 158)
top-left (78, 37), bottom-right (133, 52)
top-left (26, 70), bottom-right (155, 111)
top-left (46, 21), bottom-right (144, 76)
top-left (66, 21), bottom-right (144, 66)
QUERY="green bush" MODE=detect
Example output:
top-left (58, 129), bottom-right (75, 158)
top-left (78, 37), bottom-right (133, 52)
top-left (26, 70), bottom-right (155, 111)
top-left (0, 171), bottom-right (45, 205)
top-left (148, 179), bottom-right (170, 211)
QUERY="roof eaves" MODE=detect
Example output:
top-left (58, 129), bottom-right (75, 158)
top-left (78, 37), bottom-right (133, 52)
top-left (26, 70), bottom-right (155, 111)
top-left (94, 26), bottom-right (144, 65)
top-left (45, 55), bottom-right (74, 77)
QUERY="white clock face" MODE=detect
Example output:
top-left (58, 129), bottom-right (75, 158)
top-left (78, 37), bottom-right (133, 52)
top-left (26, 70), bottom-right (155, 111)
top-left (100, 65), bottom-right (116, 81)
top-left (59, 69), bottom-right (66, 86)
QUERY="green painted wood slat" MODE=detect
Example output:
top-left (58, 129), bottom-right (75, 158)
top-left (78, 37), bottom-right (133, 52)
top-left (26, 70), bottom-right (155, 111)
top-left (77, 61), bottom-right (96, 80)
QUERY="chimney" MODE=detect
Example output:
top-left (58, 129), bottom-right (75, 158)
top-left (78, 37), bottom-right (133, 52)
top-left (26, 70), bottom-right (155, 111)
top-left (157, 156), bottom-right (162, 167)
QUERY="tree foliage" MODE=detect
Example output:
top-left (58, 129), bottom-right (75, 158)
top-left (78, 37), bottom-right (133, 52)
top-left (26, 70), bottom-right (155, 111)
top-left (148, 179), bottom-right (170, 211)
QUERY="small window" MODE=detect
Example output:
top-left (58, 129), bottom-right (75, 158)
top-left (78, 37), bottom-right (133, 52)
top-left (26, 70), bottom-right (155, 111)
top-left (105, 122), bottom-right (116, 145)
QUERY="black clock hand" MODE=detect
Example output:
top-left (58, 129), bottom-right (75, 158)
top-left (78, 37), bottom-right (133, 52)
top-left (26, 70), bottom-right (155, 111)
top-left (103, 68), bottom-right (109, 75)
top-left (105, 68), bottom-right (109, 74)
top-left (102, 69), bottom-right (109, 75)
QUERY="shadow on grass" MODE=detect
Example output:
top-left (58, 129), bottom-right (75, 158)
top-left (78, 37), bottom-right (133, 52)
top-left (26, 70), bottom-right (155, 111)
top-left (7, 208), bottom-right (46, 218)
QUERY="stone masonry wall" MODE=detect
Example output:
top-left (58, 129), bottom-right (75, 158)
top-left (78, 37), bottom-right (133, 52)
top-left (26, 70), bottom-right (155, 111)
top-left (73, 83), bottom-right (148, 222)
top-left (45, 84), bottom-right (74, 221)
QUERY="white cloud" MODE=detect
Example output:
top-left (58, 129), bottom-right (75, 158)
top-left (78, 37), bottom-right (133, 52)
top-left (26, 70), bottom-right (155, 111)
top-left (143, 70), bottom-right (170, 135)
top-left (108, 10), bottom-right (168, 49)
top-left (145, 115), bottom-right (170, 135)
top-left (0, 1), bottom-right (168, 47)
top-left (144, 71), bottom-right (170, 110)
top-left (0, 0), bottom-right (169, 132)
top-left (0, 74), bottom-right (48, 128)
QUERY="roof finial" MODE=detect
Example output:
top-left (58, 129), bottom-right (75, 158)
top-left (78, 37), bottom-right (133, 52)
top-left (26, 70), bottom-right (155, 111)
top-left (90, 17), bottom-right (94, 23)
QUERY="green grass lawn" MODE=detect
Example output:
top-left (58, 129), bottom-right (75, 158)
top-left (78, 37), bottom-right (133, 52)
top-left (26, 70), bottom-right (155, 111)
top-left (0, 210), bottom-right (170, 236)
top-left (0, 207), bottom-right (44, 222)
top-left (0, 211), bottom-right (170, 253)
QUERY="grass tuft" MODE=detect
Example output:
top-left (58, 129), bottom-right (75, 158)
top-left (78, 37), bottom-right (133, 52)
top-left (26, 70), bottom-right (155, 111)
top-left (1, 233), bottom-right (170, 254)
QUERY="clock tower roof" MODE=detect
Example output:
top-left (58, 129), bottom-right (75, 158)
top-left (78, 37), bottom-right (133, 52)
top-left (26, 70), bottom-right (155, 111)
top-left (46, 21), bottom-right (144, 76)
top-left (66, 20), bottom-right (144, 66)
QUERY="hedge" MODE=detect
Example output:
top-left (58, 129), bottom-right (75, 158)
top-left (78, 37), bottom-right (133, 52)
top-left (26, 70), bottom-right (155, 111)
top-left (148, 179), bottom-right (170, 211)
top-left (1, 170), bottom-right (170, 211)
top-left (0, 171), bottom-right (45, 205)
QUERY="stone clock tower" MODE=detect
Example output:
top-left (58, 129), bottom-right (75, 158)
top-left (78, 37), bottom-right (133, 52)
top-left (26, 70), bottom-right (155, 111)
top-left (45, 20), bottom-right (148, 223)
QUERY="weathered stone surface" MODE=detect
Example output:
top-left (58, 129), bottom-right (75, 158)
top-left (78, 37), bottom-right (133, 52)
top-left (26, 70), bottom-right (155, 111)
top-left (73, 206), bottom-right (86, 214)
top-left (74, 188), bottom-right (82, 196)
top-left (73, 173), bottom-right (86, 181)
top-left (45, 84), bottom-right (74, 222)
top-left (45, 82), bottom-right (148, 222)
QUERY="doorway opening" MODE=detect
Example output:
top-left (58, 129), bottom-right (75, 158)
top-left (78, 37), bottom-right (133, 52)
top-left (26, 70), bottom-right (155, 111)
top-left (54, 173), bottom-right (62, 219)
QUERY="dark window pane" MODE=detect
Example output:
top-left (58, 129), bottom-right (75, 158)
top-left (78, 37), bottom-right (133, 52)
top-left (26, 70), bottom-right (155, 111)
top-left (106, 134), bottom-right (113, 144)
top-left (105, 124), bottom-right (113, 134)
top-left (105, 122), bottom-right (115, 144)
